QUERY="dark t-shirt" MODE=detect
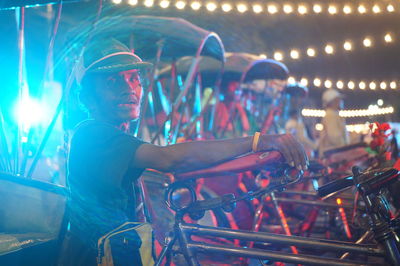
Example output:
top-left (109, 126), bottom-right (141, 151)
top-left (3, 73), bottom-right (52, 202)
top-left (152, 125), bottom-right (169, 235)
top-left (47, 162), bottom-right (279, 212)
top-left (61, 120), bottom-right (145, 265)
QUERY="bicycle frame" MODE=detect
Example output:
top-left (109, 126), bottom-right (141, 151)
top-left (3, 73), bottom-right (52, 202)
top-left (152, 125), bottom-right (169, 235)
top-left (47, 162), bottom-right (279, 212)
top-left (154, 167), bottom-right (400, 266)
top-left (155, 212), bottom-right (384, 266)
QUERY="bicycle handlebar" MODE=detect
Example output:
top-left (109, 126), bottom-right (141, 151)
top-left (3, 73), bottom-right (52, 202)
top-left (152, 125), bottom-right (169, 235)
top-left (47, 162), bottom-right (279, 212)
top-left (317, 167), bottom-right (400, 198)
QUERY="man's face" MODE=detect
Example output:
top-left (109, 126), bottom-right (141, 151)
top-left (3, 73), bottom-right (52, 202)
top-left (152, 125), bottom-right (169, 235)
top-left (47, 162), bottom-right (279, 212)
top-left (91, 69), bottom-right (143, 123)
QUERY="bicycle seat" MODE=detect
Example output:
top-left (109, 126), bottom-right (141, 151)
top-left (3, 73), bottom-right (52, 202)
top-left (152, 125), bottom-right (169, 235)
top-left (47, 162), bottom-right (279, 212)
top-left (175, 151), bottom-right (284, 180)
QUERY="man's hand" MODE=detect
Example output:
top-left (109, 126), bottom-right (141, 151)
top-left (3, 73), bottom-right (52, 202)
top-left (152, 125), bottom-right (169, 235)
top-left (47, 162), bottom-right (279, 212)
top-left (258, 134), bottom-right (308, 171)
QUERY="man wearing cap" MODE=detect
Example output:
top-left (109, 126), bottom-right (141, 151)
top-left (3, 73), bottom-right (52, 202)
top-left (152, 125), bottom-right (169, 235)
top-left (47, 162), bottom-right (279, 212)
top-left (318, 89), bottom-right (349, 156)
top-left (59, 38), bottom-right (308, 265)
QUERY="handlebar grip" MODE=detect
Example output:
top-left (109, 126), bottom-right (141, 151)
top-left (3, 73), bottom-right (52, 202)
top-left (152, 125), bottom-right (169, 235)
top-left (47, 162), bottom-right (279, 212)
top-left (317, 176), bottom-right (354, 198)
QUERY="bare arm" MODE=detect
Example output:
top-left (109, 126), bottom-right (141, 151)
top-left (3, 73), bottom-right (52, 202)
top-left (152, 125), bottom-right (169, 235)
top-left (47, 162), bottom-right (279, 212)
top-left (134, 134), bottom-right (308, 173)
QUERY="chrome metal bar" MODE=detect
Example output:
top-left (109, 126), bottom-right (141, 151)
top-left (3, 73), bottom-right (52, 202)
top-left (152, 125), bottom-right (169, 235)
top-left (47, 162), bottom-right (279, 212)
top-left (187, 242), bottom-right (366, 266)
top-left (181, 223), bottom-right (383, 256)
top-left (275, 197), bottom-right (353, 209)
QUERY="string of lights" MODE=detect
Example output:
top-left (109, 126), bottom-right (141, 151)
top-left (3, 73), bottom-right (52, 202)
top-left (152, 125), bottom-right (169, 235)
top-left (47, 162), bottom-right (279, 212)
top-left (259, 32), bottom-right (396, 61)
top-left (288, 77), bottom-right (398, 91)
top-left (315, 123), bottom-right (375, 134)
top-left (302, 105), bottom-right (395, 118)
top-left (111, 0), bottom-right (398, 17)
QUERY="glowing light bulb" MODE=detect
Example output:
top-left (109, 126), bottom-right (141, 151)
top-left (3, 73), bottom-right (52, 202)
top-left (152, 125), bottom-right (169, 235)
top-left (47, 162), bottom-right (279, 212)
top-left (298, 5), bottom-right (307, 14)
top-left (372, 4), bottom-right (381, 13)
top-left (128, 0), bottom-right (138, 6)
top-left (159, 0), bottom-right (170, 8)
top-left (314, 78), bottom-right (322, 87)
top-left (348, 81), bottom-right (355, 90)
top-left (324, 80), bottom-right (332, 88)
top-left (253, 4), bottom-right (263, 13)
top-left (369, 82), bottom-right (377, 90)
top-left (325, 44), bottom-right (334, 54)
top-left (175, 0), bottom-right (186, 9)
top-left (144, 0), bottom-right (154, 7)
top-left (112, 0), bottom-right (122, 4)
top-left (283, 4), bottom-right (293, 14)
top-left (359, 81), bottom-right (366, 90)
top-left (343, 5), bottom-right (352, 14)
top-left (190, 1), bottom-right (201, 10)
top-left (307, 48), bottom-right (316, 57)
top-left (343, 41), bottom-right (352, 51)
top-left (380, 82), bottom-right (387, 90)
top-left (290, 49), bottom-right (300, 59)
top-left (363, 37), bottom-right (372, 47)
top-left (313, 4), bottom-right (322, 13)
top-left (300, 78), bottom-right (308, 86)
top-left (206, 2), bottom-right (217, 11)
top-left (221, 3), bottom-right (232, 12)
top-left (328, 5), bottom-right (337, 14)
top-left (390, 81), bottom-right (397, 89)
top-left (377, 99), bottom-right (384, 106)
top-left (336, 80), bottom-right (344, 89)
top-left (384, 33), bottom-right (393, 43)
top-left (237, 3), bottom-right (248, 13)
top-left (267, 4), bottom-right (278, 14)
top-left (259, 53), bottom-right (267, 59)
top-left (274, 51), bottom-right (284, 61)
top-left (288, 76), bottom-right (296, 84)
top-left (387, 4), bottom-right (395, 12)
top-left (358, 5), bottom-right (367, 14)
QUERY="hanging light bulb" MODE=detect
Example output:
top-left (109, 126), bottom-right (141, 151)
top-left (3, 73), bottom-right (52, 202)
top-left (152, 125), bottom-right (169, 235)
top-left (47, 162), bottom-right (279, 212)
top-left (390, 81), bottom-right (397, 89)
top-left (267, 4), bottom-right (278, 14)
top-left (175, 0), bottom-right (186, 9)
top-left (313, 4), bottom-right (322, 13)
top-left (237, 3), bottom-right (248, 13)
top-left (283, 4), bottom-right (293, 13)
top-left (380, 82), bottom-right (387, 90)
top-left (325, 44), bottom-right (334, 54)
top-left (298, 5), bottom-right (308, 14)
top-left (336, 80), bottom-right (344, 89)
top-left (343, 41), bottom-right (352, 51)
top-left (159, 0), bottom-right (170, 8)
top-left (259, 53), bottom-right (267, 59)
top-left (288, 76), bottom-right (296, 84)
top-left (253, 4), bottom-right (263, 13)
top-left (314, 78), bottom-right (322, 87)
top-left (112, 0), bottom-right (122, 4)
top-left (384, 33), bottom-right (393, 43)
top-left (324, 80), bottom-right (332, 88)
top-left (143, 0), bottom-right (154, 7)
top-left (387, 4), bottom-right (395, 12)
top-left (300, 78), bottom-right (308, 86)
top-left (290, 49), bottom-right (300, 59)
top-left (206, 2), bottom-right (217, 11)
top-left (307, 47), bottom-right (316, 57)
top-left (221, 3), bottom-right (232, 12)
top-left (343, 5), bottom-right (352, 14)
top-left (274, 51), bottom-right (284, 61)
top-left (348, 81), bottom-right (355, 90)
top-left (358, 5), bottom-right (367, 14)
top-left (369, 82), bottom-right (377, 90)
top-left (359, 81), bottom-right (366, 90)
top-left (363, 37), bottom-right (372, 47)
top-left (128, 0), bottom-right (138, 6)
top-left (328, 5), bottom-right (337, 14)
top-left (372, 4), bottom-right (381, 13)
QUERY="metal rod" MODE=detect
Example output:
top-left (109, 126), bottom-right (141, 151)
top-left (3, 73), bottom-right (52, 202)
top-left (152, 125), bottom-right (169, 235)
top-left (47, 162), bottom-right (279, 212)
top-left (274, 197), bottom-right (353, 209)
top-left (187, 242), bottom-right (365, 266)
top-left (341, 231), bottom-right (373, 260)
top-left (0, 108), bottom-right (12, 172)
top-left (15, 6), bottom-right (26, 175)
top-left (181, 223), bottom-right (384, 256)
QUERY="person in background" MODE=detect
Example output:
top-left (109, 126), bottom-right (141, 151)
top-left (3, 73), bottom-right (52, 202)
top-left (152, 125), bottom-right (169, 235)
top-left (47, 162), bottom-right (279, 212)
top-left (318, 89), bottom-right (348, 156)
top-left (285, 109), bottom-right (318, 157)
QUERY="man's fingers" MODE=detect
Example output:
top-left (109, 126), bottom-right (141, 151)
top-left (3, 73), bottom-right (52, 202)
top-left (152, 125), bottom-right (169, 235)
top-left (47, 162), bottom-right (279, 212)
top-left (277, 140), bottom-right (295, 167)
top-left (284, 135), bottom-right (308, 170)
